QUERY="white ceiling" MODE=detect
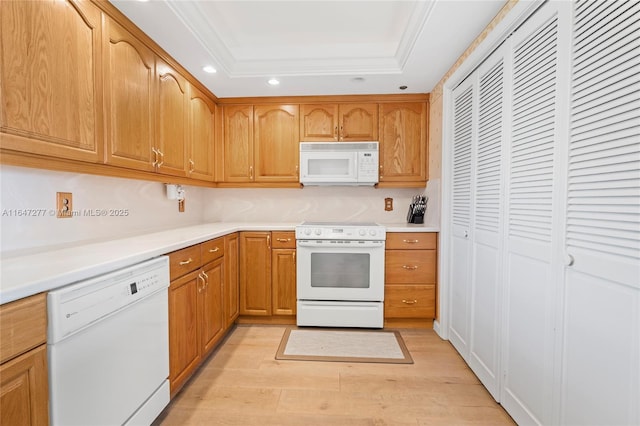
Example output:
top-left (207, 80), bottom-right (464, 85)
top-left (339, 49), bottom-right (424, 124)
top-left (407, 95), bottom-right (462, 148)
top-left (111, 0), bottom-right (507, 98)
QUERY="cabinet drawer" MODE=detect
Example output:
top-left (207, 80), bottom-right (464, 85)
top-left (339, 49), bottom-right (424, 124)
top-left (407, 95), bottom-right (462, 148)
top-left (0, 293), bottom-right (47, 364)
top-left (386, 232), bottom-right (436, 250)
top-left (385, 285), bottom-right (435, 318)
top-left (202, 237), bottom-right (224, 264)
top-left (169, 245), bottom-right (202, 281)
top-left (271, 231), bottom-right (295, 249)
top-left (385, 250), bottom-right (436, 284)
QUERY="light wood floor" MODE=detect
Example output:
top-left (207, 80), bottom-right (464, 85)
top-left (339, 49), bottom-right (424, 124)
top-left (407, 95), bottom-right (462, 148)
top-left (154, 325), bottom-right (515, 426)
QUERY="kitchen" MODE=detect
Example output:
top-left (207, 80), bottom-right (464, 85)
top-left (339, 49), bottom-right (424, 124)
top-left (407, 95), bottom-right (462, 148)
top-left (1, 1), bottom-right (638, 425)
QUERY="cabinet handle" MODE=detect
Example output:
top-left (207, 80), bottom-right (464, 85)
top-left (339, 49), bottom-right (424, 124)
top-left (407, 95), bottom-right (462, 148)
top-left (151, 147), bottom-right (158, 167)
top-left (208, 247), bottom-right (220, 253)
top-left (188, 159), bottom-right (195, 174)
top-left (276, 238), bottom-right (290, 242)
top-left (156, 149), bottom-right (164, 167)
top-left (403, 239), bottom-right (419, 244)
top-left (249, 166), bottom-right (253, 180)
top-left (379, 164), bottom-right (383, 179)
top-left (197, 273), bottom-right (205, 293)
top-left (295, 164), bottom-right (299, 177)
top-left (339, 126), bottom-right (344, 140)
top-left (202, 270), bottom-right (209, 288)
top-left (179, 258), bottom-right (193, 266)
top-left (402, 265), bottom-right (418, 270)
top-left (334, 126), bottom-right (338, 140)
top-left (267, 234), bottom-right (271, 249)
top-left (402, 299), bottom-right (417, 305)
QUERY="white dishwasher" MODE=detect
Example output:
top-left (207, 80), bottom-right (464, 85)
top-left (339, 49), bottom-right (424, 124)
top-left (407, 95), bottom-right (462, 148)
top-left (47, 256), bottom-right (170, 426)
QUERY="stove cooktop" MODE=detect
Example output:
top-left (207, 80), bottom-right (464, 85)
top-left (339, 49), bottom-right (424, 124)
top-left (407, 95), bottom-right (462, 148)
top-left (295, 221), bottom-right (385, 241)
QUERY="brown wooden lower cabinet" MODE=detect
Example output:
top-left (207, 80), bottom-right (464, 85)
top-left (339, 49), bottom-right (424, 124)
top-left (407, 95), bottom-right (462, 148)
top-left (239, 231), bottom-right (296, 319)
top-left (167, 236), bottom-right (234, 397)
top-left (223, 233), bottom-right (240, 328)
top-left (0, 293), bottom-right (48, 426)
top-left (384, 232), bottom-right (437, 323)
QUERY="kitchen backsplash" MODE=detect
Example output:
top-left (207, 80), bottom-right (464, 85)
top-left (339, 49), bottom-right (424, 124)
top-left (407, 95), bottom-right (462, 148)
top-left (1, 165), bottom-right (440, 256)
top-left (0, 166), bottom-right (205, 256)
top-left (202, 180), bottom-right (440, 226)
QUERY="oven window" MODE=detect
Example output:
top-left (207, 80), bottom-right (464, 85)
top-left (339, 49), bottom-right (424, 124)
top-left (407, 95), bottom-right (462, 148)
top-left (310, 253), bottom-right (370, 288)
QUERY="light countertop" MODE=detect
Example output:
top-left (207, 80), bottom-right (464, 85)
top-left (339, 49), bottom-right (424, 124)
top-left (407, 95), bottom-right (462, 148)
top-left (0, 222), bottom-right (438, 305)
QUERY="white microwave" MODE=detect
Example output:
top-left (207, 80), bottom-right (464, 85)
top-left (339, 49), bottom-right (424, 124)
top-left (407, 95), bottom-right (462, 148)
top-left (299, 142), bottom-right (379, 186)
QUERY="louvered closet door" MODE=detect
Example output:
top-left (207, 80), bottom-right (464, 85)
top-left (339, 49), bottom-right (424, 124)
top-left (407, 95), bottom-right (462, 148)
top-left (500, 3), bottom-right (567, 425)
top-left (467, 45), bottom-right (506, 401)
top-left (448, 77), bottom-right (475, 357)
top-left (561, 1), bottom-right (640, 424)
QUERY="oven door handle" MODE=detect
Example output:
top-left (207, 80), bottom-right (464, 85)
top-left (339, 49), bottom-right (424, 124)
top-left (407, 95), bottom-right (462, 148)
top-left (296, 240), bottom-right (384, 248)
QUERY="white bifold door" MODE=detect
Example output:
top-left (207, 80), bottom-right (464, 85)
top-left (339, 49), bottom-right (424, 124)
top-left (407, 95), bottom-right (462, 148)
top-left (561, 1), bottom-right (640, 424)
top-left (446, 0), bottom-right (639, 424)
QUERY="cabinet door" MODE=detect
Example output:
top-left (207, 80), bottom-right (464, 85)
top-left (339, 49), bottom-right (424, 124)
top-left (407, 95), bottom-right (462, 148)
top-left (103, 17), bottom-right (155, 171)
top-left (156, 59), bottom-right (187, 177)
top-left (339, 103), bottom-right (378, 141)
top-left (187, 84), bottom-right (215, 181)
top-left (254, 104), bottom-right (300, 182)
top-left (239, 232), bottom-right (271, 315)
top-left (272, 248), bottom-right (296, 315)
top-left (0, 345), bottom-right (48, 426)
top-left (168, 271), bottom-right (201, 395)
top-left (379, 102), bottom-right (427, 182)
top-left (224, 233), bottom-right (240, 328)
top-left (223, 105), bottom-right (253, 182)
top-left (299, 104), bottom-right (338, 141)
top-left (0, 0), bottom-right (102, 162)
top-left (200, 259), bottom-right (224, 356)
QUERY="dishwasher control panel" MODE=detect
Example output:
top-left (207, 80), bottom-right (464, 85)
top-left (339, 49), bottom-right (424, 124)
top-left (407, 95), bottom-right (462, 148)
top-left (47, 256), bottom-right (169, 344)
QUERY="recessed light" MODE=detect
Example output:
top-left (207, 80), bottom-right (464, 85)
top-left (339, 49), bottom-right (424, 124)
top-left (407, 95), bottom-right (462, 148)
top-left (352, 77), bottom-right (366, 83)
top-left (399, 85), bottom-right (408, 90)
top-left (267, 78), bottom-right (280, 86)
top-left (203, 66), bottom-right (217, 74)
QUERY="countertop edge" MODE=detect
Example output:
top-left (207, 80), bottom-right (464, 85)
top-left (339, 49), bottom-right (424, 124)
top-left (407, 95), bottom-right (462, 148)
top-left (1, 222), bottom-right (439, 304)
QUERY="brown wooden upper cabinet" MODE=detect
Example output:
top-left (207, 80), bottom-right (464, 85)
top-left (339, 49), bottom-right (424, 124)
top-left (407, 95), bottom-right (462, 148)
top-left (254, 105), bottom-right (299, 182)
top-left (223, 105), bottom-right (254, 182)
top-left (156, 58), bottom-right (188, 177)
top-left (0, 0), bottom-right (103, 162)
top-left (103, 16), bottom-right (156, 172)
top-left (300, 103), bottom-right (378, 142)
top-left (378, 102), bottom-right (428, 184)
top-left (187, 84), bottom-right (215, 181)
top-left (223, 104), bottom-right (299, 183)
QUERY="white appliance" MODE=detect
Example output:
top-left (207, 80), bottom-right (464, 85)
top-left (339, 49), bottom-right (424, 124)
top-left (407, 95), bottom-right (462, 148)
top-left (47, 256), bottom-right (170, 426)
top-left (296, 222), bottom-right (386, 328)
top-left (299, 141), bottom-right (379, 186)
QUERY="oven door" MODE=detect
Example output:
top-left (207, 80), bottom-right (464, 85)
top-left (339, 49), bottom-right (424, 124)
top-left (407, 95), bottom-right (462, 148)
top-left (296, 239), bottom-right (385, 301)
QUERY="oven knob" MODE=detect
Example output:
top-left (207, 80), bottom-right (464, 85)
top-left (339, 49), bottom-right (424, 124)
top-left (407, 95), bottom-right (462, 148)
top-left (314, 229), bottom-right (322, 236)
top-left (359, 229), bottom-right (366, 236)
top-left (369, 229), bottom-right (377, 236)
top-left (304, 229), bottom-right (311, 236)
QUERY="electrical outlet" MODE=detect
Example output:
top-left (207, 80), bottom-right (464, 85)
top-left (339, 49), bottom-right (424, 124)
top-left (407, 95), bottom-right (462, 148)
top-left (57, 192), bottom-right (73, 218)
top-left (384, 197), bottom-right (393, 211)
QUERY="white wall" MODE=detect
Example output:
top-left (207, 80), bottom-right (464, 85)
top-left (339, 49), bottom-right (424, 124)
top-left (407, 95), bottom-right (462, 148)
top-left (202, 179), bottom-right (440, 226)
top-left (1, 165), bottom-right (440, 256)
top-left (0, 166), bottom-right (205, 256)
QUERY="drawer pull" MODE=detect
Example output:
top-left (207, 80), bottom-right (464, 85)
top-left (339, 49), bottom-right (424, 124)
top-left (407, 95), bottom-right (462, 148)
top-left (276, 238), bottom-right (291, 242)
top-left (402, 265), bottom-right (418, 270)
top-left (208, 247), bottom-right (220, 253)
top-left (402, 299), bottom-right (418, 305)
top-left (403, 239), bottom-right (419, 244)
top-left (179, 258), bottom-right (194, 266)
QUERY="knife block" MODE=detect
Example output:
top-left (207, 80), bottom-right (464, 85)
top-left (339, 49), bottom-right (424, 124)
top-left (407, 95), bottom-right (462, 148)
top-left (406, 206), bottom-right (424, 224)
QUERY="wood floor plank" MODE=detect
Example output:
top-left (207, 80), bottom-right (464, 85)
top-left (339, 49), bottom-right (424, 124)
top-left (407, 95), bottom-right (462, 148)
top-left (154, 325), bottom-right (515, 426)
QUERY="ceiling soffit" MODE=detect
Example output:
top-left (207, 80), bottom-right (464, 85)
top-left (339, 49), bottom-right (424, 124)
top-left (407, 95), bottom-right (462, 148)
top-left (165, 1), bottom-right (436, 77)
